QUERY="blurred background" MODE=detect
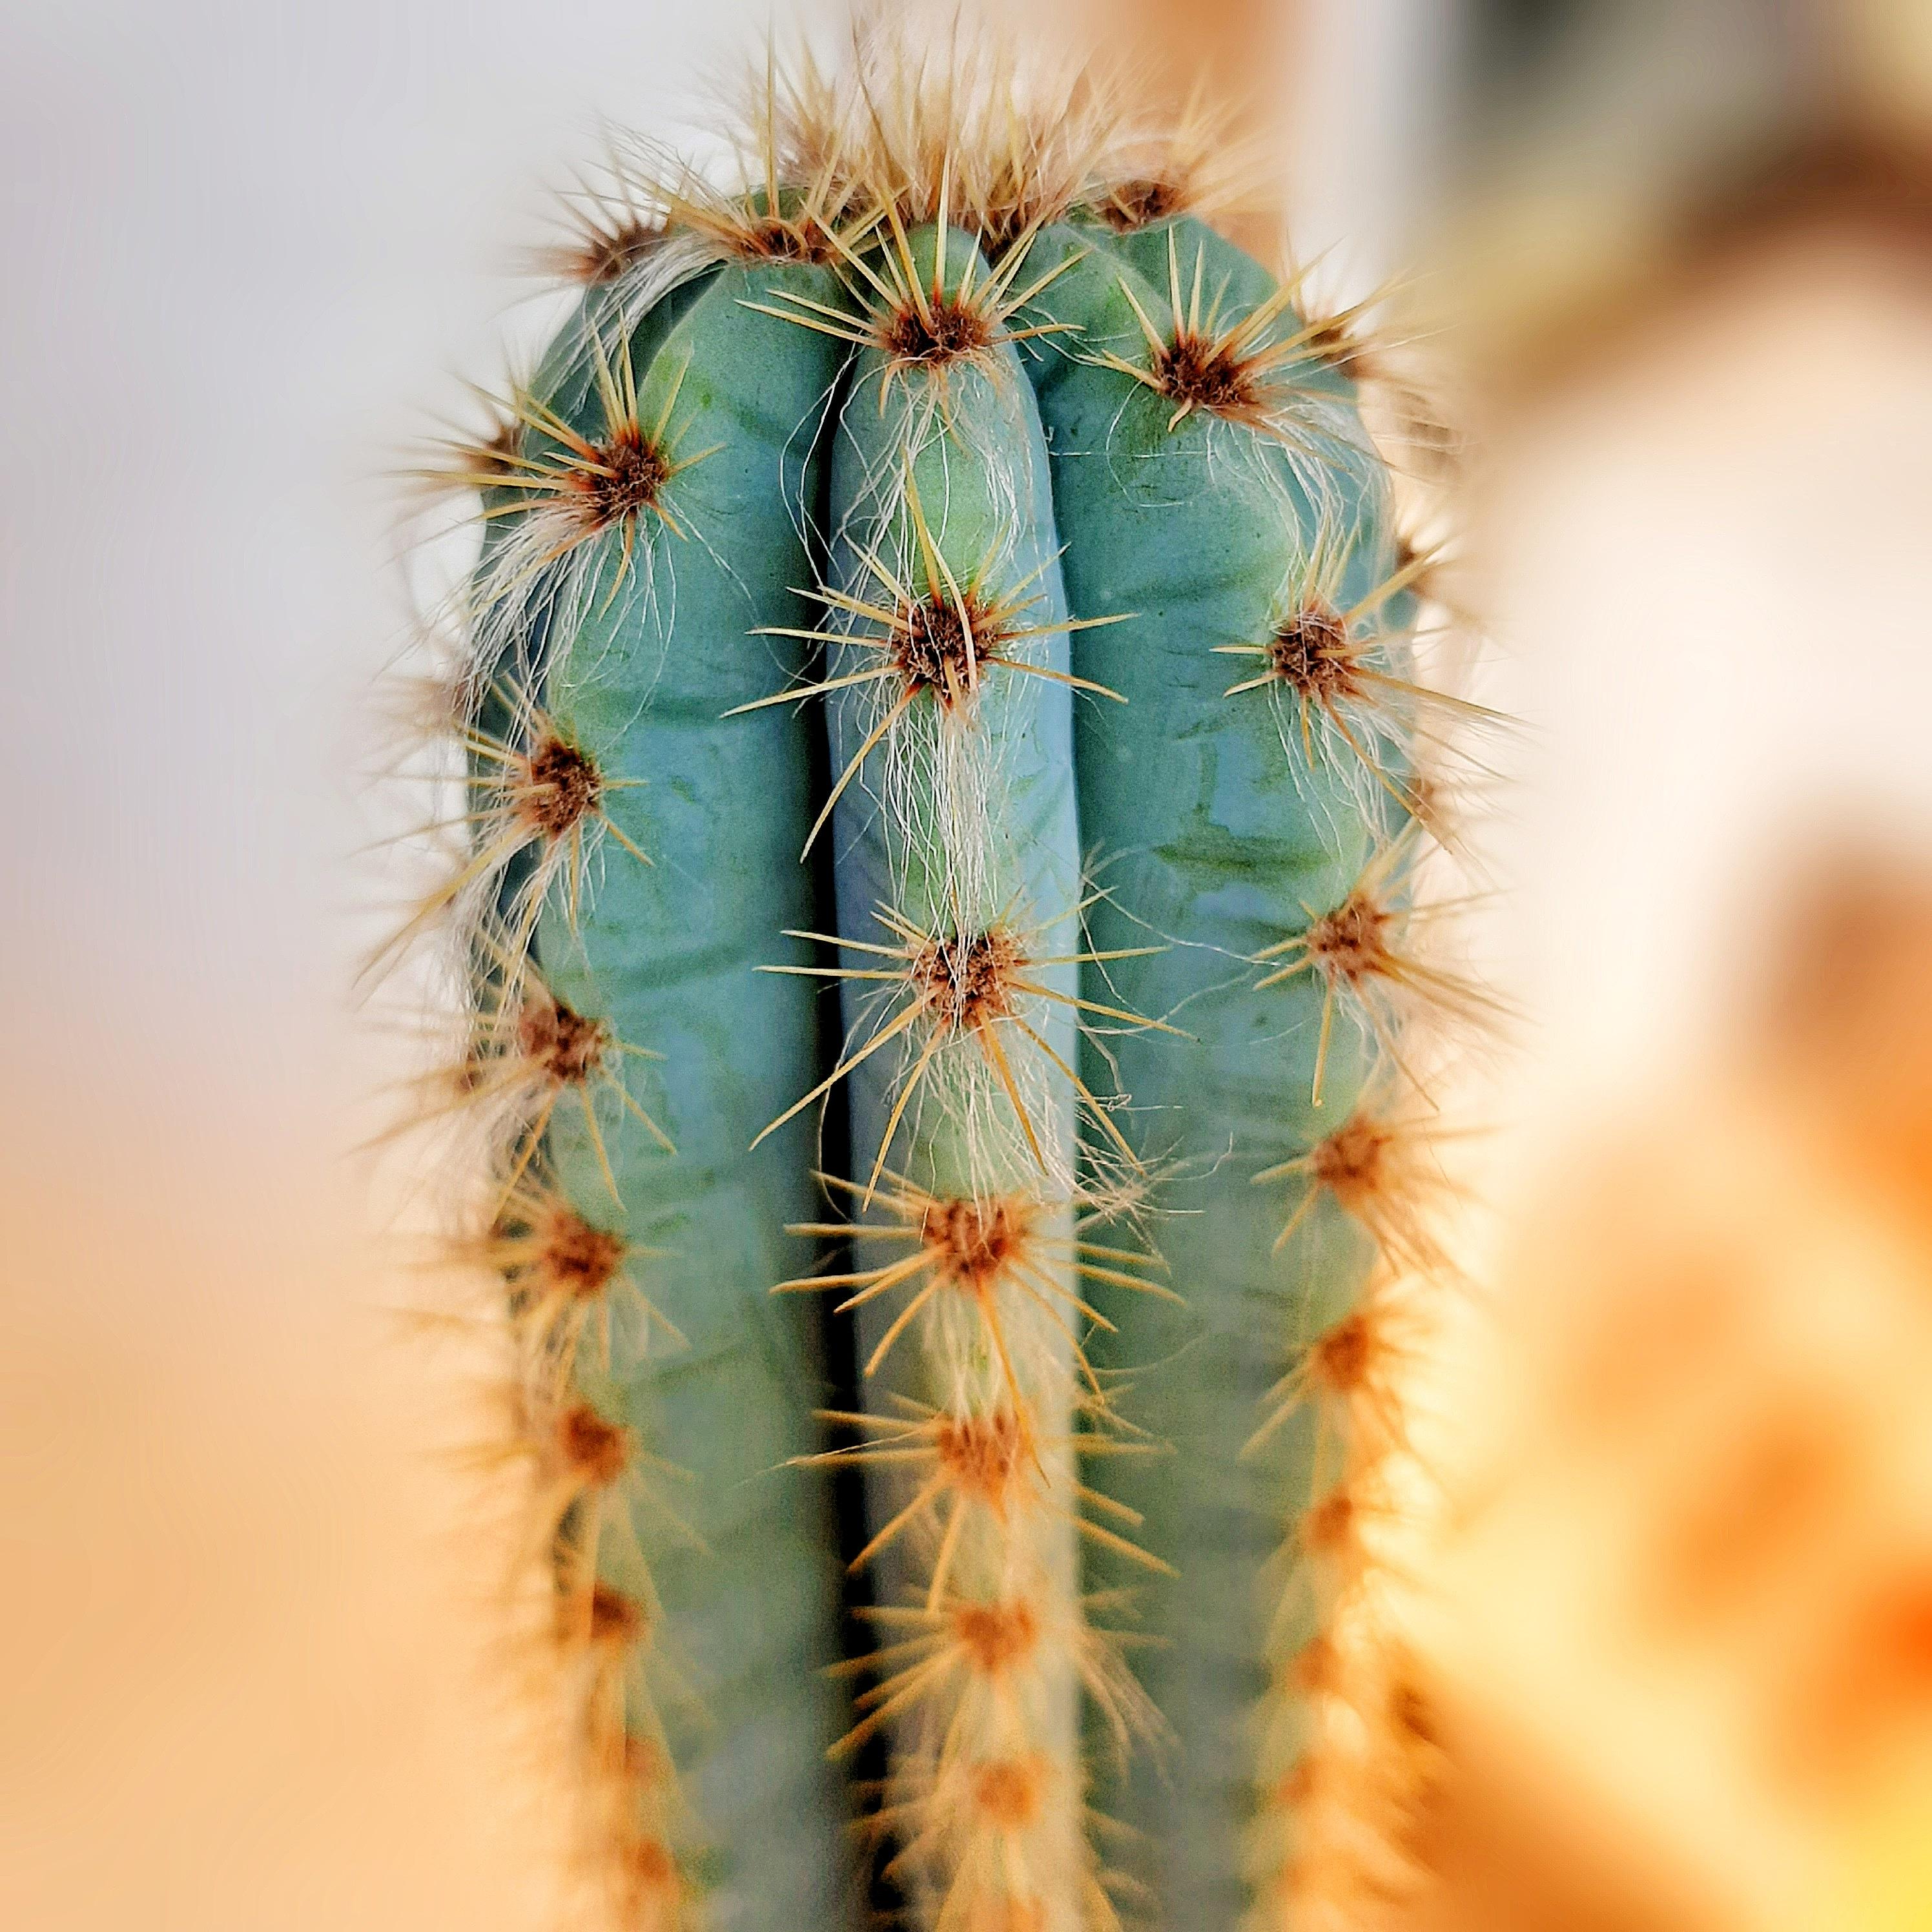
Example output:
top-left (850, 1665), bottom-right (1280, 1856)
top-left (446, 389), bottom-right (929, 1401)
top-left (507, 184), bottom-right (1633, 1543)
top-left (1, 1), bottom-right (1927, 1926)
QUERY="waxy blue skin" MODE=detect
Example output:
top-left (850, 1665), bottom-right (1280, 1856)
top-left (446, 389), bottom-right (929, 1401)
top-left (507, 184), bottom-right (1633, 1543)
top-left (1020, 221), bottom-right (1399, 1925)
top-left (518, 258), bottom-right (859, 1928)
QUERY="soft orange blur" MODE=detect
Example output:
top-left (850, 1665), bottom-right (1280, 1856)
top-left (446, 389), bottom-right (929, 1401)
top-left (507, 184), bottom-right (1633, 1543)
top-left (1394, 858), bottom-right (1932, 1932)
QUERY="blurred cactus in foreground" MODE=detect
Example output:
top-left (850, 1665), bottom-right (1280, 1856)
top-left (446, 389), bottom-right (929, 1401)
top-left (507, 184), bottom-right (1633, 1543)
top-left (389, 17), bottom-right (1475, 1929)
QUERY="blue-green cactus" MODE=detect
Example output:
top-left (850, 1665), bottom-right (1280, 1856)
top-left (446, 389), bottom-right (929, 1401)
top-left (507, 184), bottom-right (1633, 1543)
top-left (402, 41), bottom-right (1464, 1932)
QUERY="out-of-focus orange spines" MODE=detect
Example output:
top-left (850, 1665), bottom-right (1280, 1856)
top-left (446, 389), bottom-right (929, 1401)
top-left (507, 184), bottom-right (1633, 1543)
top-left (611, 1833), bottom-right (686, 1930)
top-left (937, 1409), bottom-right (1027, 1511)
top-left (954, 1596), bottom-right (1043, 1678)
top-left (557, 1401), bottom-right (631, 1488)
top-left (533, 1206), bottom-right (628, 1303)
top-left (970, 1751), bottom-right (1047, 1829)
top-left (925, 1193), bottom-right (1033, 1297)
top-left (586, 1581), bottom-right (648, 1649)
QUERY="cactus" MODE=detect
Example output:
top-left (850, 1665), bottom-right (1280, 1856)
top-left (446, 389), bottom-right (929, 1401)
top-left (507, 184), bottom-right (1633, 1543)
top-left (393, 25), bottom-right (1474, 1932)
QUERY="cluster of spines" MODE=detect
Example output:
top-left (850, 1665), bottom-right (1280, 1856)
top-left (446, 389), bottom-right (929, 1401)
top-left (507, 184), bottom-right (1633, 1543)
top-left (387, 19), bottom-right (1483, 1931)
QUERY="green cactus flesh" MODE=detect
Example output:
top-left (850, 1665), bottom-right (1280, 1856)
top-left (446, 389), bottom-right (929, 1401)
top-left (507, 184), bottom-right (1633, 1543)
top-left (486, 258), bottom-right (859, 1921)
top-left (1020, 218), bottom-right (1404, 1919)
top-left (425, 85), bottom-right (1446, 1932)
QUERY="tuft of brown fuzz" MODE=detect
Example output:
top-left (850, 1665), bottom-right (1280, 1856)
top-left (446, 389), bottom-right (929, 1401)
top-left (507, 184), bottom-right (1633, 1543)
top-left (1151, 324), bottom-right (1266, 419)
top-left (971, 1752), bottom-right (1047, 1828)
top-left (757, 898), bottom-right (1175, 1191)
top-left (537, 1206), bottom-right (629, 1302)
top-left (925, 1195), bottom-right (1031, 1300)
top-left (1094, 174), bottom-right (1186, 231)
top-left (1302, 1488), bottom-right (1361, 1556)
top-left (911, 927), bottom-right (1029, 1038)
top-left (570, 214), bottom-right (663, 286)
top-left (1253, 1098), bottom-right (1452, 1273)
top-left (586, 1581), bottom-right (647, 1648)
top-left (1215, 519), bottom-right (1501, 828)
top-left (518, 993), bottom-right (611, 1087)
top-left (1266, 603), bottom-right (1356, 702)
top-left (516, 734), bottom-right (604, 839)
top-left (1310, 1309), bottom-right (1375, 1396)
top-left (581, 424), bottom-right (672, 527)
top-left (952, 1597), bottom-right (1042, 1676)
top-left (1251, 832), bottom-right (1501, 1104)
top-left (729, 204), bottom-right (840, 262)
top-left (1291, 1635), bottom-right (1343, 1698)
top-left (557, 1403), bottom-right (631, 1486)
top-left (935, 1408), bottom-right (1025, 1506)
top-left (1301, 890), bottom-right (1399, 996)
top-left (613, 1834), bottom-right (683, 1924)
top-left (1308, 1113), bottom-right (1395, 1212)
top-left (734, 470), bottom-right (1129, 822)
top-left (879, 286), bottom-right (996, 367)
top-left (745, 190), bottom-right (1086, 414)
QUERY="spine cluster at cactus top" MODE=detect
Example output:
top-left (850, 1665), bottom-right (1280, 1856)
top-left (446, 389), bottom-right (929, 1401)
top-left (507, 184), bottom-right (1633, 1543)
top-left (398, 33), bottom-right (1478, 1932)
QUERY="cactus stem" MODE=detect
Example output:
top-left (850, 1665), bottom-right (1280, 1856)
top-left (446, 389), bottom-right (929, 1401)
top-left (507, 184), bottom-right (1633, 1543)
top-left (391, 28), bottom-right (1487, 1918)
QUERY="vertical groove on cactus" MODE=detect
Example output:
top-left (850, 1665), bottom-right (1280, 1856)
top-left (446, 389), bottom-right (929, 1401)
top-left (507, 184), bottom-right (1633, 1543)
top-left (385, 23), bottom-right (1483, 1930)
